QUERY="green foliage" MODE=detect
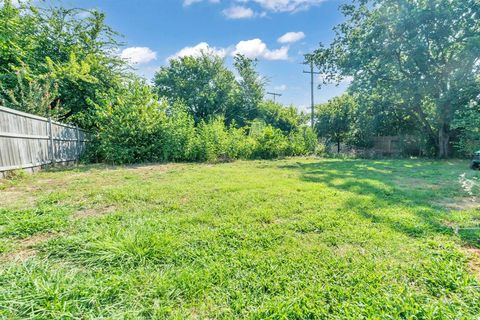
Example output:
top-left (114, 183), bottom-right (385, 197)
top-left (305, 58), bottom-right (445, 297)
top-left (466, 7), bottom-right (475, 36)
top-left (86, 80), bottom-right (317, 164)
top-left (0, 67), bottom-right (64, 118)
top-left (311, 0), bottom-right (480, 157)
top-left (1, 159), bottom-right (479, 318)
top-left (230, 55), bottom-right (265, 126)
top-left (258, 100), bottom-right (303, 134)
top-left (86, 79), bottom-right (165, 164)
top-left (251, 125), bottom-right (290, 159)
top-left (288, 127), bottom-right (319, 156)
top-left (315, 94), bottom-right (355, 153)
top-left (154, 54), bottom-right (238, 124)
top-left (190, 118), bottom-right (253, 162)
top-left (452, 99), bottom-right (480, 156)
top-left (0, 0), bottom-right (127, 126)
top-left (160, 104), bottom-right (197, 162)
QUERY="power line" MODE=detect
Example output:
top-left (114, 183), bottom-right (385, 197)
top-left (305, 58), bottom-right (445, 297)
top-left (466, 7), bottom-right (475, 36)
top-left (266, 92), bottom-right (282, 103)
top-left (303, 61), bottom-right (321, 129)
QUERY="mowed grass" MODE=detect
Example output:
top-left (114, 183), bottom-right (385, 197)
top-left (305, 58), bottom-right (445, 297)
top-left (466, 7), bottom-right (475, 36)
top-left (0, 158), bottom-right (479, 319)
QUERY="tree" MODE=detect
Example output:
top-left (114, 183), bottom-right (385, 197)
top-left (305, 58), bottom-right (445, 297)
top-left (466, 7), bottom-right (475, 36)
top-left (257, 100), bottom-right (303, 134)
top-left (315, 95), bottom-right (355, 153)
top-left (230, 54), bottom-right (265, 126)
top-left (0, 0), bottom-right (128, 127)
top-left (154, 54), bottom-right (239, 124)
top-left (348, 89), bottom-right (420, 149)
top-left (452, 97), bottom-right (480, 155)
top-left (0, 67), bottom-right (63, 118)
top-left (311, 0), bottom-right (480, 157)
top-left (88, 79), bottom-right (166, 164)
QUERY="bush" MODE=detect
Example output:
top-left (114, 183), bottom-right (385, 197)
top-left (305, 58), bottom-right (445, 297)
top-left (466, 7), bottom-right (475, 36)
top-left (86, 85), bottom-right (320, 164)
top-left (161, 105), bottom-right (196, 161)
top-left (452, 100), bottom-right (480, 156)
top-left (251, 125), bottom-right (290, 159)
top-left (190, 118), bottom-right (232, 162)
top-left (86, 80), bottom-right (165, 164)
top-left (288, 127), bottom-right (318, 156)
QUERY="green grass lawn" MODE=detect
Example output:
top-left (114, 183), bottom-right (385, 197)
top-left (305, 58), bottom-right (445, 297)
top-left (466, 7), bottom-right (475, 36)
top-left (1, 158), bottom-right (479, 319)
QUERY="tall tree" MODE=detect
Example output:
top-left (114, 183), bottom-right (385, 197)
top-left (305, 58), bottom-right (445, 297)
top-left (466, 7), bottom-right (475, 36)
top-left (154, 54), bottom-right (239, 124)
top-left (230, 54), bottom-right (265, 126)
top-left (316, 94), bottom-right (355, 153)
top-left (0, 0), bottom-right (128, 126)
top-left (311, 0), bottom-right (480, 157)
top-left (258, 100), bottom-right (303, 134)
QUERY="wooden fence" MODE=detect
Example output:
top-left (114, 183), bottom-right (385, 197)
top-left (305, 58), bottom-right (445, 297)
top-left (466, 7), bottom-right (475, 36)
top-left (0, 106), bottom-right (88, 178)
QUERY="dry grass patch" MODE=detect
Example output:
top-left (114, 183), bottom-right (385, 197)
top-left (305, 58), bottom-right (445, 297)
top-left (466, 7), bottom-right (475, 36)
top-left (1, 233), bottom-right (57, 262)
top-left (466, 247), bottom-right (480, 281)
top-left (72, 206), bottom-right (116, 220)
top-left (434, 197), bottom-right (480, 211)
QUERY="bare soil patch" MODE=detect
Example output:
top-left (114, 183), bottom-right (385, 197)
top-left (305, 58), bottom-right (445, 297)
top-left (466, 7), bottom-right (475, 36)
top-left (434, 197), bottom-right (480, 211)
top-left (72, 206), bottom-right (116, 219)
top-left (1, 233), bottom-right (57, 262)
top-left (465, 247), bottom-right (480, 281)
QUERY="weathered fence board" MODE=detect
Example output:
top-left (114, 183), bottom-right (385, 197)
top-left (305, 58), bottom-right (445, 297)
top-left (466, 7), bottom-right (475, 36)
top-left (0, 106), bottom-right (88, 178)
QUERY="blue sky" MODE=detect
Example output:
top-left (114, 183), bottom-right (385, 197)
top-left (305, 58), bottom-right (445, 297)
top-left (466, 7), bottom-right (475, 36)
top-left (62, 0), bottom-right (350, 110)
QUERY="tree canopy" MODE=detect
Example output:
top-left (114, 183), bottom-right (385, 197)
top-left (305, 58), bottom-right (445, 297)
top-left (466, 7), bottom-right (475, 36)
top-left (0, 0), bottom-right (128, 127)
top-left (311, 0), bottom-right (480, 157)
top-left (315, 94), bottom-right (355, 153)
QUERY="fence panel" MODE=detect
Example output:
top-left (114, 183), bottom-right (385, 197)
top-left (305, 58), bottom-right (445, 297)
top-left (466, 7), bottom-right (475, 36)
top-left (0, 106), bottom-right (88, 177)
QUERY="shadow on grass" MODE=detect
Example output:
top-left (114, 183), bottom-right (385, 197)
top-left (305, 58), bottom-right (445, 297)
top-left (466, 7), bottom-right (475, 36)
top-left (280, 159), bottom-right (479, 247)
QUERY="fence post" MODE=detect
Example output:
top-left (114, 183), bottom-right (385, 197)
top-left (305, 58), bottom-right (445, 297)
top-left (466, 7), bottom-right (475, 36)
top-left (76, 125), bottom-right (80, 160)
top-left (48, 117), bottom-right (54, 165)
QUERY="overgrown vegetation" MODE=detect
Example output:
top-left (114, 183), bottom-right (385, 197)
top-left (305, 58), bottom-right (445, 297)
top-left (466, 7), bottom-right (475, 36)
top-left (2, 0), bottom-right (479, 161)
top-left (1, 159), bottom-right (479, 318)
top-left (312, 0), bottom-right (480, 157)
top-left (0, 0), bottom-right (317, 163)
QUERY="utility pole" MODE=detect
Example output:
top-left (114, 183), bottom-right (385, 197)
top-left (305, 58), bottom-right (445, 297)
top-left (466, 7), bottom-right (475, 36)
top-left (266, 92), bottom-right (282, 103)
top-left (303, 61), bottom-right (320, 129)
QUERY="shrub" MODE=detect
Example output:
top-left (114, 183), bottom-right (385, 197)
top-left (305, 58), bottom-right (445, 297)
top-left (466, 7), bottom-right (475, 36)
top-left (288, 127), bottom-right (318, 156)
top-left (85, 87), bottom-right (321, 164)
top-left (85, 80), bottom-right (165, 164)
top-left (191, 118), bottom-right (231, 162)
top-left (161, 104), bottom-right (196, 161)
top-left (252, 125), bottom-right (290, 159)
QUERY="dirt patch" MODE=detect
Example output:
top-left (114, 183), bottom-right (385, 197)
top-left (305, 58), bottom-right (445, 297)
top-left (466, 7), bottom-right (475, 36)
top-left (126, 163), bottom-right (176, 172)
top-left (434, 197), bottom-right (480, 211)
top-left (1, 233), bottom-right (57, 262)
top-left (72, 206), bottom-right (116, 219)
top-left (1, 188), bottom-right (38, 209)
top-left (395, 178), bottom-right (447, 191)
top-left (180, 196), bottom-right (189, 205)
top-left (465, 247), bottom-right (480, 281)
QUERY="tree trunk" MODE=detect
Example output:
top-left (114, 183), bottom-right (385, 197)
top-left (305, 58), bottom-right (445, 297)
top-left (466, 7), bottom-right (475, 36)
top-left (437, 124), bottom-right (450, 158)
top-left (337, 140), bottom-right (341, 154)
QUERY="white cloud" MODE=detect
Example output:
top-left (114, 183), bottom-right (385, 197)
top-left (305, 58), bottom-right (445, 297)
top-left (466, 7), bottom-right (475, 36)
top-left (232, 38), bottom-right (289, 60)
top-left (168, 42), bottom-right (228, 61)
top-left (168, 36), bottom-right (292, 63)
top-left (249, 0), bottom-right (326, 12)
top-left (223, 6), bottom-right (255, 19)
top-left (278, 31), bottom-right (305, 44)
top-left (183, 0), bottom-right (326, 14)
top-left (183, 0), bottom-right (219, 6)
top-left (120, 47), bottom-right (157, 65)
top-left (274, 84), bottom-right (288, 91)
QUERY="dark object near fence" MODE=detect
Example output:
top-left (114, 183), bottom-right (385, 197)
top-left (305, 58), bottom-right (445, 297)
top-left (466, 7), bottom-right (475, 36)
top-left (471, 151), bottom-right (480, 170)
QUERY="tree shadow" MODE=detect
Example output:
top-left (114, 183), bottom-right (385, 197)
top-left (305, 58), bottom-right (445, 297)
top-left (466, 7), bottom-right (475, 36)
top-left (279, 159), bottom-right (478, 246)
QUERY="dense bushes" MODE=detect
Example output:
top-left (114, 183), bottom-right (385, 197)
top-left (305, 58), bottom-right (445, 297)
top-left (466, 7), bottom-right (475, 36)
top-left (85, 80), bottom-right (320, 164)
